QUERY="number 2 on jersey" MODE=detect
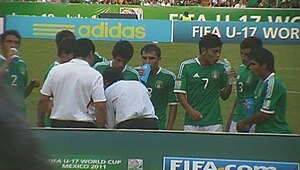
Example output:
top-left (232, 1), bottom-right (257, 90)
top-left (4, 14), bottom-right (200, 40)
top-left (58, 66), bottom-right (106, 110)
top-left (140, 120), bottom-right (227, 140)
top-left (11, 75), bottom-right (18, 86)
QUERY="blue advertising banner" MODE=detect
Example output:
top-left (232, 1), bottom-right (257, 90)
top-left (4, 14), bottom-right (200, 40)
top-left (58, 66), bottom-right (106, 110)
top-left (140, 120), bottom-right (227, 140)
top-left (172, 20), bottom-right (300, 44)
top-left (4, 15), bottom-right (171, 42)
top-left (4, 15), bottom-right (300, 44)
top-left (163, 157), bottom-right (299, 170)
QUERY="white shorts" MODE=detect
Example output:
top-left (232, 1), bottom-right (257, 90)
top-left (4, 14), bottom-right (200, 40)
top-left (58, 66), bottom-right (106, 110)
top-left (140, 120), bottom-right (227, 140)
top-left (229, 121), bottom-right (255, 133)
top-left (184, 124), bottom-right (223, 132)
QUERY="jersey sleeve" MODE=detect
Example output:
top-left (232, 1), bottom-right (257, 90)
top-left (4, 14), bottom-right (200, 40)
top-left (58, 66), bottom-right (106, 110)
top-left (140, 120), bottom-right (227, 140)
top-left (93, 62), bottom-right (108, 74)
top-left (260, 77), bottom-right (282, 115)
top-left (92, 73), bottom-right (107, 102)
top-left (168, 74), bottom-right (178, 105)
top-left (23, 62), bottom-right (28, 88)
top-left (174, 62), bottom-right (187, 94)
top-left (40, 68), bottom-right (53, 97)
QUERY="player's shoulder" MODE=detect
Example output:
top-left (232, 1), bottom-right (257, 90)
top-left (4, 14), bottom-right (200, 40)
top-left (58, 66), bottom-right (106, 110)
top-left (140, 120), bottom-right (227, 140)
top-left (126, 66), bottom-right (139, 73)
top-left (94, 52), bottom-right (107, 62)
top-left (180, 58), bottom-right (197, 66)
top-left (17, 59), bottom-right (28, 68)
top-left (160, 67), bottom-right (176, 78)
top-left (93, 61), bottom-right (110, 69)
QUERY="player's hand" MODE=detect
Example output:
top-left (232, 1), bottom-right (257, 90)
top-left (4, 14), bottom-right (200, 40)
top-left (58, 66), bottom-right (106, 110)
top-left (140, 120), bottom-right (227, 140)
top-left (227, 68), bottom-right (236, 77)
top-left (6, 48), bottom-right (19, 63)
top-left (237, 120), bottom-right (248, 132)
top-left (137, 68), bottom-right (144, 76)
top-left (187, 108), bottom-right (203, 120)
top-left (29, 79), bottom-right (40, 88)
top-left (227, 68), bottom-right (237, 85)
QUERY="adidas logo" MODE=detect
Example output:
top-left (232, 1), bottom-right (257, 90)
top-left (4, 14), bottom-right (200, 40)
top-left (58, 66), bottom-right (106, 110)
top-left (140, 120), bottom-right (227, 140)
top-left (193, 73), bottom-right (200, 78)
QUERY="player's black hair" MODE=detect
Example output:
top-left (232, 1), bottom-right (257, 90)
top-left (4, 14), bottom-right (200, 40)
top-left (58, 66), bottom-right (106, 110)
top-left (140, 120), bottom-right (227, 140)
top-left (198, 33), bottom-right (223, 53)
top-left (0, 30), bottom-right (21, 43)
top-left (73, 38), bottom-right (95, 58)
top-left (102, 67), bottom-right (124, 89)
top-left (55, 30), bottom-right (75, 46)
top-left (248, 47), bottom-right (275, 73)
top-left (57, 38), bottom-right (76, 56)
top-left (140, 44), bottom-right (161, 59)
top-left (112, 40), bottom-right (134, 62)
top-left (240, 37), bottom-right (263, 49)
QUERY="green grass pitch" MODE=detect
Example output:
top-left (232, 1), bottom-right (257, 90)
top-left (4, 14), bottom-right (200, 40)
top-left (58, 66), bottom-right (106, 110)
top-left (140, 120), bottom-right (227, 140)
top-left (21, 39), bottom-right (300, 133)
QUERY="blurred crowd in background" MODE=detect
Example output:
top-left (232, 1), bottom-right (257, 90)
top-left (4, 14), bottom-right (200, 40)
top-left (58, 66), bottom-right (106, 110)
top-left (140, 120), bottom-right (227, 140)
top-left (4, 0), bottom-right (300, 8)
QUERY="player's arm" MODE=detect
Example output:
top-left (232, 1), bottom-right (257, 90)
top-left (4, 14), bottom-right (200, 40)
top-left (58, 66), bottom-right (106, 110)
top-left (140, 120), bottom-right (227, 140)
top-left (94, 101), bottom-right (107, 128)
top-left (25, 79), bottom-right (40, 98)
top-left (220, 68), bottom-right (236, 100)
top-left (166, 104), bottom-right (178, 130)
top-left (224, 98), bottom-right (237, 132)
top-left (177, 93), bottom-right (202, 120)
top-left (237, 111), bottom-right (271, 132)
top-left (220, 84), bottom-right (232, 100)
top-left (37, 93), bottom-right (51, 127)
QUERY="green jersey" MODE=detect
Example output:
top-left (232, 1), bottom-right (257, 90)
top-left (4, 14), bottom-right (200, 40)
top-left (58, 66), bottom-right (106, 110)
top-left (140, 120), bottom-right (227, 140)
top-left (233, 64), bottom-right (260, 122)
top-left (0, 55), bottom-right (28, 117)
top-left (254, 73), bottom-right (290, 133)
top-left (92, 52), bottom-right (107, 67)
top-left (135, 67), bottom-right (178, 129)
top-left (43, 61), bottom-right (59, 127)
top-left (174, 58), bottom-right (227, 126)
top-left (43, 61), bottom-right (59, 82)
top-left (93, 61), bottom-right (140, 81)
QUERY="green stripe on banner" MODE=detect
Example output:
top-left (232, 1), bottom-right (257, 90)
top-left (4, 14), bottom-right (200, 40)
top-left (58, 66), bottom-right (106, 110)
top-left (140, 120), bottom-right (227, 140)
top-left (0, 2), bottom-right (299, 22)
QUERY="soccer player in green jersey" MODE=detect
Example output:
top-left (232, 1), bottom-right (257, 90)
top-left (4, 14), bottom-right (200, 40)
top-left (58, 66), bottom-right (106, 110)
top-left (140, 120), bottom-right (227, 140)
top-left (174, 34), bottom-right (235, 132)
top-left (0, 30), bottom-right (40, 118)
top-left (225, 37), bottom-right (262, 132)
top-left (93, 40), bottom-right (139, 81)
top-left (136, 44), bottom-right (178, 130)
top-left (237, 47), bottom-right (290, 133)
top-left (43, 34), bottom-right (77, 127)
top-left (54, 30), bottom-right (107, 67)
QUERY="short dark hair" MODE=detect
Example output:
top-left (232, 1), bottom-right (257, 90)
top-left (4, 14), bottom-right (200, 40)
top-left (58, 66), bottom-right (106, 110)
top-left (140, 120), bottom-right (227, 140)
top-left (0, 30), bottom-right (21, 43)
top-left (240, 37), bottom-right (263, 49)
top-left (73, 38), bottom-right (95, 58)
top-left (198, 34), bottom-right (223, 53)
top-left (248, 47), bottom-right (275, 73)
top-left (112, 40), bottom-right (134, 61)
top-left (102, 67), bottom-right (124, 88)
top-left (140, 44), bottom-right (161, 59)
top-left (57, 38), bottom-right (76, 56)
top-left (55, 30), bottom-right (75, 46)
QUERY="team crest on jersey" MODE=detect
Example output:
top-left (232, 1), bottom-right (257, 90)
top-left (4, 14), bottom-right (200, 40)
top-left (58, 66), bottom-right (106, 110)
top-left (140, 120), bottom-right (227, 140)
top-left (211, 70), bottom-right (219, 79)
top-left (19, 67), bottom-right (26, 75)
top-left (155, 80), bottom-right (163, 89)
top-left (175, 80), bottom-right (182, 89)
top-left (262, 99), bottom-right (271, 109)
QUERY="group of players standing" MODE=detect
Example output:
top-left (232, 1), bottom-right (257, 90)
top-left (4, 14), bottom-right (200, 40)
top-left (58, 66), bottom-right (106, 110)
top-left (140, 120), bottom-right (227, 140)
top-left (0, 29), bottom-right (290, 133)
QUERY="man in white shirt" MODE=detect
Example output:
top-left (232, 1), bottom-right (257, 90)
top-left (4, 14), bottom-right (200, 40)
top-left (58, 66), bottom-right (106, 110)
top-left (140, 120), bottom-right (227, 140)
top-left (103, 68), bottom-right (158, 130)
top-left (37, 38), bottom-right (107, 128)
